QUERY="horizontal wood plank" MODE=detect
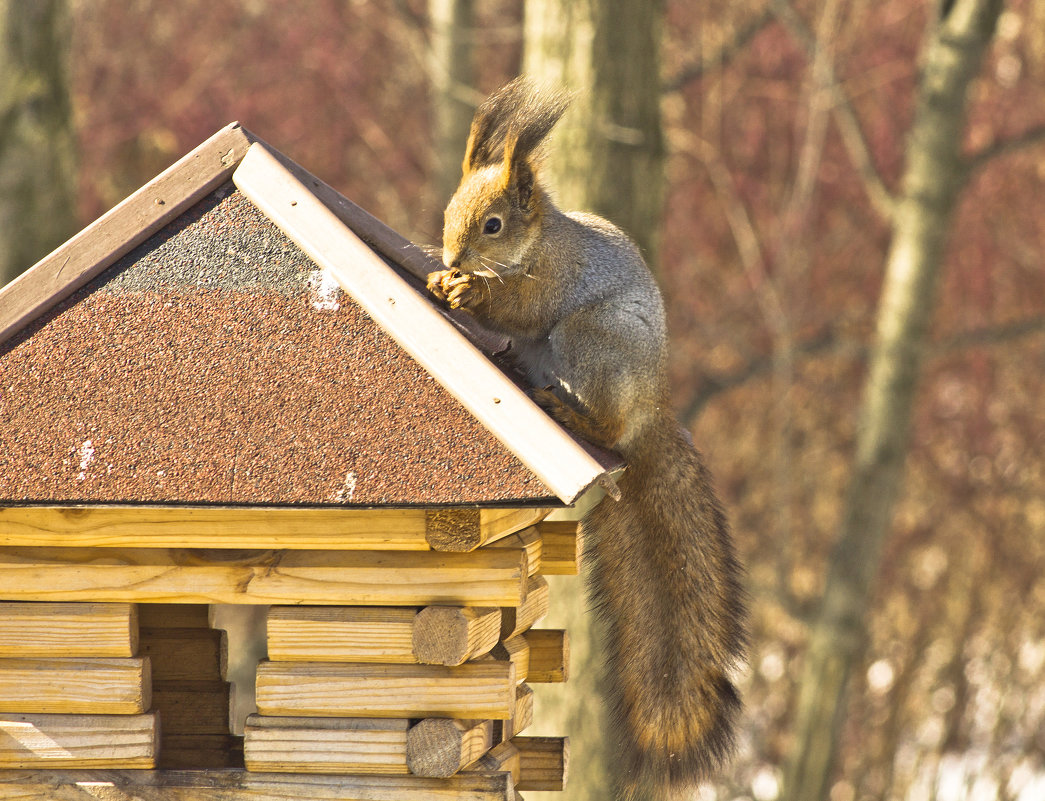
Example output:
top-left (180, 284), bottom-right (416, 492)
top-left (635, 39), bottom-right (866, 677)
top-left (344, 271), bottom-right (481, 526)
top-left (244, 715), bottom-right (410, 775)
top-left (0, 657), bottom-right (150, 715)
top-left (488, 528), bottom-right (542, 577)
top-left (255, 661), bottom-right (516, 720)
top-left (513, 736), bottom-right (569, 791)
top-left (0, 602), bottom-right (137, 657)
top-left (139, 628), bottom-right (227, 681)
top-left (267, 605), bottom-right (504, 666)
top-left (0, 547), bottom-right (527, 607)
top-left (480, 510), bottom-right (551, 549)
top-left (0, 507), bottom-right (552, 552)
top-left (152, 680), bottom-right (230, 735)
top-left (522, 629), bottom-right (569, 683)
top-left (0, 506), bottom-right (440, 550)
top-left (535, 520), bottom-right (582, 575)
top-left (0, 713), bottom-right (158, 768)
top-left (425, 509), bottom-right (550, 552)
top-left (412, 606), bottom-right (502, 666)
top-left (267, 607), bottom-right (415, 663)
top-left (0, 768), bottom-right (515, 800)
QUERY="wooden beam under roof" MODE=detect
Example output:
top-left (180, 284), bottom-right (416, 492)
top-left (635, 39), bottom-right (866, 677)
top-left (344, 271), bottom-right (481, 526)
top-left (0, 506), bottom-right (548, 552)
top-left (0, 546), bottom-right (528, 607)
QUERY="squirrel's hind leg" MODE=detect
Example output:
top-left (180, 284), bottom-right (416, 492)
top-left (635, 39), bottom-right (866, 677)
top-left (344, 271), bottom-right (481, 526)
top-left (530, 386), bottom-right (624, 450)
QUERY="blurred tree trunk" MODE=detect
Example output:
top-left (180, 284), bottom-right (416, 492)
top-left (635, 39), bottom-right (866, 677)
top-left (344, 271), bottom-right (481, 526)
top-left (782, 3), bottom-right (1004, 800)
top-left (0, 0), bottom-right (76, 286)
top-left (524, 0), bottom-right (665, 268)
top-left (427, 0), bottom-right (476, 209)
top-left (522, 4), bottom-right (664, 801)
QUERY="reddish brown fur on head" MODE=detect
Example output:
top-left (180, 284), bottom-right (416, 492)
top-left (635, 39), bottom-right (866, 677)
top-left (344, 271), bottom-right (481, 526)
top-left (442, 78), bottom-right (569, 276)
top-left (460, 77), bottom-right (569, 182)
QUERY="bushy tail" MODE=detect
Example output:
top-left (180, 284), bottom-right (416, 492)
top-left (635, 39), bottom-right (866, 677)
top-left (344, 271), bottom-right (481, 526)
top-left (583, 412), bottom-right (747, 800)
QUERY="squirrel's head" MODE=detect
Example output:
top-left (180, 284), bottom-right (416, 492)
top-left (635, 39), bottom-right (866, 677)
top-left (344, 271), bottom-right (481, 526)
top-left (442, 77), bottom-right (569, 278)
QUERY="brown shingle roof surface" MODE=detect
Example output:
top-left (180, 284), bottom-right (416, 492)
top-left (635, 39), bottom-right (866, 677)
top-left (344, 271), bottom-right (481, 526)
top-left (0, 185), bottom-right (555, 506)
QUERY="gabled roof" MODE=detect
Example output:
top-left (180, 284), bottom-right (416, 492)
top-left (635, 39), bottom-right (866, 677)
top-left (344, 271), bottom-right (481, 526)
top-left (0, 124), bottom-right (619, 508)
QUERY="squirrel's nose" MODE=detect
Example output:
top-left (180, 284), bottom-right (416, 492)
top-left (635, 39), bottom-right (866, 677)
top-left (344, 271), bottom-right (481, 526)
top-left (443, 250), bottom-right (462, 271)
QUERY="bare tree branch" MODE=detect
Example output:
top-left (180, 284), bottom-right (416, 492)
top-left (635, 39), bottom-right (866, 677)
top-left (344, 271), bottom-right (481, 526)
top-left (680, 313), bottom-right (1045, 425)
top-left (781, 0), bottom-right (844, 241)
top-left (681, 327), bottom-right (840, 426)
top-left (681, 134), bottom-right (789, 339)
top-left (771, 0), bottom-right (897, 220)
top-left (663, 7), bottom-right (774, 93)
top-left (965, 123), bottom-right (1045, 171)
top-left (391, 0), bottom-right (428, 38)
top-left (935, 313), bottom-right (1045, 353)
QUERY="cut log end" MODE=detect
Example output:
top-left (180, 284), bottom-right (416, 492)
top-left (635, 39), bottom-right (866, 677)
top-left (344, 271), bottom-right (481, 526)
top-left (412, 606), bottom-right (500, 666)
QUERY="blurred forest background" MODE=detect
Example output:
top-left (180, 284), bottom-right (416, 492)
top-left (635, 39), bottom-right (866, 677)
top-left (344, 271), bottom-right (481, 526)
top-left (2, 1), bottom-right (1045, 800)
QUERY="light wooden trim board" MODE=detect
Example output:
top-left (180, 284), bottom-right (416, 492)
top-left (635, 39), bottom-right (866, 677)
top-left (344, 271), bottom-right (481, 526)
top-left (233, 142), bottom-right (612, 506)
top-left (0, 505), bottom-right (547, 551)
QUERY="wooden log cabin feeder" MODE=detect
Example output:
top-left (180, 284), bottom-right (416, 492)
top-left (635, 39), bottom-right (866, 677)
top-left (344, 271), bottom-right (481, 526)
top-left (0, 124), bottom-right (621, 800)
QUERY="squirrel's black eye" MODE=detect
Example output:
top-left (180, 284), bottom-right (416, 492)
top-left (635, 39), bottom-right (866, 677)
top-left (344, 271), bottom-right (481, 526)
top-left (483, 217), bottom-right (502, 235)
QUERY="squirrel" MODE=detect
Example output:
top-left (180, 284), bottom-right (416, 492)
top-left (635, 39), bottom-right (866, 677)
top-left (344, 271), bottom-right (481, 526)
top-left (427, 77), bottom-right (747, 800)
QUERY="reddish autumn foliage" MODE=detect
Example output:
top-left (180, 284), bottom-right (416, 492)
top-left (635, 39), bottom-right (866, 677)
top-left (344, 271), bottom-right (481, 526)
top-left (69, 1), bottom-right (1045, 798)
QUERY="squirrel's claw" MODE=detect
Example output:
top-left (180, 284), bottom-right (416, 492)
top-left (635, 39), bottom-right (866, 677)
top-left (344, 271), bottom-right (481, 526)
top-left (447, 274), bottom-right (485, 310)
top-left (427, 269), bottom-right (484, 310)
top-left (426, 269), bottom-right (456, 301)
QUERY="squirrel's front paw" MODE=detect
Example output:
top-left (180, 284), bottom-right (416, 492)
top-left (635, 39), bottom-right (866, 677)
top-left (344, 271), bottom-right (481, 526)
top-left (426, 269), bottom-right (484, 310)
top-left (426, 269), bottom-right (456, 302)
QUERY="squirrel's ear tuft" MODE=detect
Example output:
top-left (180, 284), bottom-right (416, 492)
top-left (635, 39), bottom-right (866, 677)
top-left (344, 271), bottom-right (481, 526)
top-left (461, 76), bottom-right (569, 179)
top-left (501, 136), bottom-right (538, 209)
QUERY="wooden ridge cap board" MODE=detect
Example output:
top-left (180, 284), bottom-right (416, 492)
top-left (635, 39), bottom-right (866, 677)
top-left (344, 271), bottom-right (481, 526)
top-left (0, 547), bottom-right (528, 607)
top-left (257, 144), bottom-right (623, 482)
top-left (0, 769), bottom-right (516, 800)
top-left (232, 142), bottom-right (614, 506)
top-left (0, 506), bottom-right (548, 551)
top-left (0, 122), bottom-right (255, 347)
